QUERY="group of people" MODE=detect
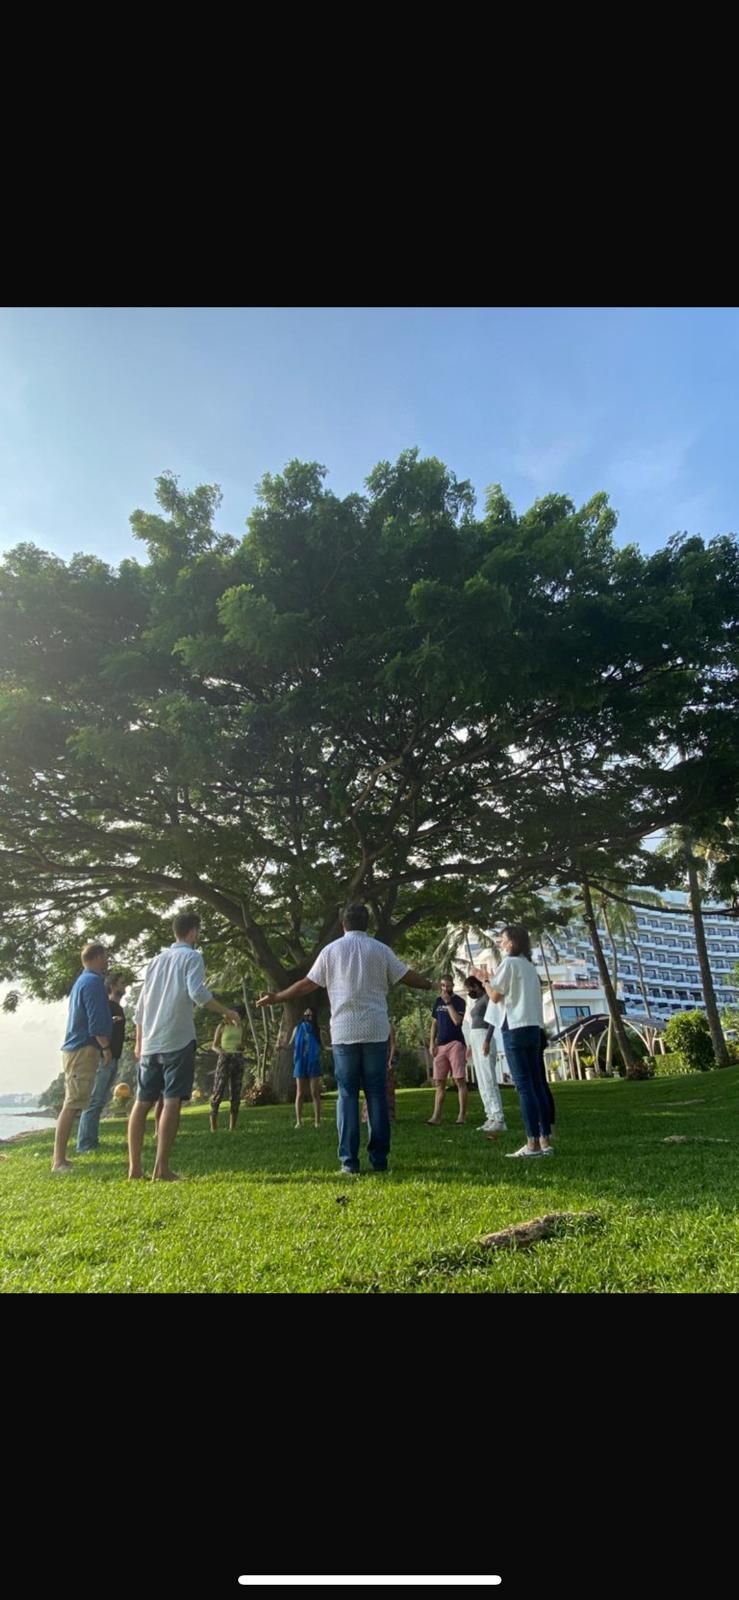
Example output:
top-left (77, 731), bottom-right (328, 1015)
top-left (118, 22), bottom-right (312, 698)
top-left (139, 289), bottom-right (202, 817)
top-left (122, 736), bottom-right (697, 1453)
top-left (51, 903), bottom-right (556, 1180)
top-left (256, 905), bottom-right (555, 1171)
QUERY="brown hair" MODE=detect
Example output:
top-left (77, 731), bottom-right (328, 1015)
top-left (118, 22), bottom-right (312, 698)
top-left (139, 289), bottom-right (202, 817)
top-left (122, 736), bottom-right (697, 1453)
top-left (81, 942), bottom-right (106, 964)
top-left (501, 924), bottom-right (532, 960)
top-left (173, 910), bottom-right (201, 940)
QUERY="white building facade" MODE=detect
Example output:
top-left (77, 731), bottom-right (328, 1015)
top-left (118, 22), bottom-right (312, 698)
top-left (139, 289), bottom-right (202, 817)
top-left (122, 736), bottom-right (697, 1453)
top-left (540, 891), bottom-right (739, 1024)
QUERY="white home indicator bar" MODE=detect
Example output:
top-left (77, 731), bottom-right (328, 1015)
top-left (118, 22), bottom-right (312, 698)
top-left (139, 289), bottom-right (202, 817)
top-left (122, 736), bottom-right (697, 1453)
top-left (238, 1580), bottom-right (502, 1588)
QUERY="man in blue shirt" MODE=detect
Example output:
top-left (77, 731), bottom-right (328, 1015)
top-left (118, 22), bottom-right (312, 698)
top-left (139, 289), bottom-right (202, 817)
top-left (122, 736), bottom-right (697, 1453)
top-left (52, 941), bottom-right (113, 1173)
top-left (76, 972), bottom-right (128, 1155)
top-left (128, 910), bottom-right (240, 1181)
top-left (427, 974), bottom-right (468, 1126)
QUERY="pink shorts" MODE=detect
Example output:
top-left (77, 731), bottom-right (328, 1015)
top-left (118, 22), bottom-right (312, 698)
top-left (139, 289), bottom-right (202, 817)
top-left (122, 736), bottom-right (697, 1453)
top-left (433, 1040), bottom-right (467, 1082)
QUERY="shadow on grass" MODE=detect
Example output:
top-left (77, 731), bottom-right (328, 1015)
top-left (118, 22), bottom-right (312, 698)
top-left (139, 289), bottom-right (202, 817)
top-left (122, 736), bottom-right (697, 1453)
top-left (7, 1075), bottom-right (739, 1221)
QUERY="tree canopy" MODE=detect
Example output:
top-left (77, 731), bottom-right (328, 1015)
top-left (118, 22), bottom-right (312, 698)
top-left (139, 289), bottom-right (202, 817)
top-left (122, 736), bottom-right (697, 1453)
top-left (1, 450), bottom-right (738, 1035)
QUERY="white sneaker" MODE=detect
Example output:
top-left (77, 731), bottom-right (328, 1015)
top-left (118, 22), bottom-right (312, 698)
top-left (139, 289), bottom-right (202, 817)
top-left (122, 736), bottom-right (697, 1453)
top-left (483, 1117), bottom-right (507, 1133)
top-left (505, 1145), bottom-right (543, 1159)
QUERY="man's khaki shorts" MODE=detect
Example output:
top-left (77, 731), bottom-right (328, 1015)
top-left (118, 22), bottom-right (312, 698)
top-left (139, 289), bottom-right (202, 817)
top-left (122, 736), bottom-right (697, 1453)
top-left (62, 1045), bottom-right (100, 1112)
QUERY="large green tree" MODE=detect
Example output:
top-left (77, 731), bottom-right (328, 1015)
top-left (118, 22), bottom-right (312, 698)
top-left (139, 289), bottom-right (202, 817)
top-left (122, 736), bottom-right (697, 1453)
top-left (1, 452), bottom-right (738, 1094)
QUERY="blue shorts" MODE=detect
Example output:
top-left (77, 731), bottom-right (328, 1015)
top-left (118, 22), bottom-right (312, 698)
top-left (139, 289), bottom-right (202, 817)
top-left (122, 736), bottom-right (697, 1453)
top-left (137, 1040), bottom-right (196, 1102)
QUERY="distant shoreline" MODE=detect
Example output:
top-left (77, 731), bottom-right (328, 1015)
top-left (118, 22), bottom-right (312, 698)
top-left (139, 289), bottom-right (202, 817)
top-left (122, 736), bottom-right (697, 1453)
top-left (0, 1111), bottom-right (56, 1145)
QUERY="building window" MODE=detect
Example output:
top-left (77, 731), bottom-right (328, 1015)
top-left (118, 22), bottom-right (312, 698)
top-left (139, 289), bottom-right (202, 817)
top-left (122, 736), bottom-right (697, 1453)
top-left (559, 1005), bottom-right (593, 1023)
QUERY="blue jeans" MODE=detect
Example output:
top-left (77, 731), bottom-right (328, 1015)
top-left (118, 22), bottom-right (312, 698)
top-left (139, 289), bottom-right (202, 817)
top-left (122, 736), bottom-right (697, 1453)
top-left (76, 1057), bottom-right (119, 1151)
top-left (502, 1025), bottom-right (552, 1140)
top-left (332, 1041), bottom-right (391, 1172)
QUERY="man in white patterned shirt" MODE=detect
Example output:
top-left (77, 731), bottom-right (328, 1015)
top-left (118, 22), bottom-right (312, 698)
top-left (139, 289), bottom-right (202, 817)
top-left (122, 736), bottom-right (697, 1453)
top-left (257, 904), bottom-right (433, 1175)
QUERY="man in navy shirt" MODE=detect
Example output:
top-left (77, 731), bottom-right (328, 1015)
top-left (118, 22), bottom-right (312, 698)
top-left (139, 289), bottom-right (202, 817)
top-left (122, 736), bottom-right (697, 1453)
top-left (52, 941), bottom-right (113, 1173)
top-left (427, 974), bottom-right (468, 1126)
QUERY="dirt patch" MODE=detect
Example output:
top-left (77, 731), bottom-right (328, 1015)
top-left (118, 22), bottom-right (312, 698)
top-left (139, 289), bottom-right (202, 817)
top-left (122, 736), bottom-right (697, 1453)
top-left (479, 1211), bottom-right (601, 1250)
top-left (662, 1135), bottom-right (730, 1145)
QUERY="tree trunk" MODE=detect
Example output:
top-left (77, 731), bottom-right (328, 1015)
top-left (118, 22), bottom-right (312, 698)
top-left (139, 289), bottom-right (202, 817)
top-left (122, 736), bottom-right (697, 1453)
top-left (538, 938), bottom-right (558, 1034)
top-left (629, 933), bottom-right (654, 1022)
top-left (269, 997), bottom-right (305, 1102)
top-left (686, 851), bottom-right (730, 1067)
top-left (601, 904), bottom-right (618, 1075)
top-left (580, 879), bottom-right (637, 1074)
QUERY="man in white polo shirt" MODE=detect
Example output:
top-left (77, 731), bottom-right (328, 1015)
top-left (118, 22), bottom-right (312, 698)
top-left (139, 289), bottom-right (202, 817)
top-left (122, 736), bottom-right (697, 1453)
top-left (128, 910), bottom-right (240, 1181)
top-left (257, 904), bottom-right (433, 1175)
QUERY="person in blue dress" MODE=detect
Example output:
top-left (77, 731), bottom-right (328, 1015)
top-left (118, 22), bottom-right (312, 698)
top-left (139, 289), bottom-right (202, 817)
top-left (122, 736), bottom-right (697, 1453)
top-left (292, 1005), bottom-right (323, 1127)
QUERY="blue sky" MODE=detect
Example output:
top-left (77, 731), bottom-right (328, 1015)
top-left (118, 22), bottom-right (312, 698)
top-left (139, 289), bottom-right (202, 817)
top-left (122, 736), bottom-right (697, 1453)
top-left (1, 306), bottom-right (738, 562)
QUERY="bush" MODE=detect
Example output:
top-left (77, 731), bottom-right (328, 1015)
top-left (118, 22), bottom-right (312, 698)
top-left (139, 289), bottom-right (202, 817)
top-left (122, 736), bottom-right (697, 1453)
top-left (243, 1080), bottom-right (278, 1107)
top-left (663, 1011), bottom-right (715, 1072)
top-left (321, 1072), bottom-right (337, 1093)
top-left (394, 1048), bottom-right (428, 1087)
top-left (625, 1058), bottom-right (655, 1080)
top-left (652, 1050), bottom-right (695, 1078)
top-left (37, 1072), bottom-right (65, 1115)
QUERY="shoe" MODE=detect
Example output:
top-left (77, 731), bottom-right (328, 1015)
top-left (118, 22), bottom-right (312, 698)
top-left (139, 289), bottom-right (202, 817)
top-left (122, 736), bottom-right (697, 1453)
top-left (539, 1146), bottom-right (555, 1156)
top-left (505, 1145), bottom-right (543, 1159)
top-left (476, 1122), bottom-right (490, 1131)
top-left (482, 1118), bottom-right (507, 1134)
top-left (340, 1167), bottom-right (360, 1178)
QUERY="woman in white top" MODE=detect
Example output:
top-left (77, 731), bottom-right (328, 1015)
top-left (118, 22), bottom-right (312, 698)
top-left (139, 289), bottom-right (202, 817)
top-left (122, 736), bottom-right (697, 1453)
top-left (487, 925), bottom-right (553, 1159)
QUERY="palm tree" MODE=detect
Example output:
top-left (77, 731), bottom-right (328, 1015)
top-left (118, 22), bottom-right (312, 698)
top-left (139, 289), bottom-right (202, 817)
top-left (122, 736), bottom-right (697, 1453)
top-left (659, 828), bottom-right (730, 1068)
top-left (578, 877), bottom-right (638, 1075)
top-left (591, 882), bottom-right (664, 1060)
top-left (536, 930), bottom-right (560, 1028)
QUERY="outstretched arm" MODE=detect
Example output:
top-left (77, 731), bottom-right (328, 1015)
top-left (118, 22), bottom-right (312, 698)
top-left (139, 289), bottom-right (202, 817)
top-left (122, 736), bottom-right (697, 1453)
top-left (398, 969), bottom-right (434, 991)
top-left (256, 977), bottom-right (320, 1007)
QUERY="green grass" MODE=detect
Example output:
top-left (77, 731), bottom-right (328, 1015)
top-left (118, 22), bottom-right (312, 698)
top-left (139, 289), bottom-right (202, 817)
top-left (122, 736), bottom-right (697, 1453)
top-left (2, 1070), bottom-right (738, 1293)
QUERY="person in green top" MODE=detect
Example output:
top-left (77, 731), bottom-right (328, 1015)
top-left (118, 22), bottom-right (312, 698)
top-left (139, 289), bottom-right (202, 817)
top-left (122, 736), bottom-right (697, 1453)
top-left (210, 1003), bottom-right (247, 1131)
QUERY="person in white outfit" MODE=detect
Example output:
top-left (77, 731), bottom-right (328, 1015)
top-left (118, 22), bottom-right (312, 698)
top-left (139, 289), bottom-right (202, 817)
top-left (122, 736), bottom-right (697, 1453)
top-left (463, 976), bottom-right (506, 1134)
top-left (487, 925), bottom-right (553, 1159)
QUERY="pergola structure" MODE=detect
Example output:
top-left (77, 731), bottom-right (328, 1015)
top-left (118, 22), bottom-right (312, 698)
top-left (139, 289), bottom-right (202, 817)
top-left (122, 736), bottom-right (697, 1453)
top-left (546, 1013), bottom-right (667, 1080)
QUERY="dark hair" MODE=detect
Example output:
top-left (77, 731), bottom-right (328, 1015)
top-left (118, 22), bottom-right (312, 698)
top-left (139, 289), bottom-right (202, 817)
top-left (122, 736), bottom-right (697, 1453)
top-left (502, 924), bottom-right (532, 960)
top-left (235, 1002), bottom-right (247, 1019)
top-left (106, 972), bottom-right (126, 993)
top-left (342, 904), bottom-right (370, 932)
top-left (173, 910), bottom-right (201, 940)
top-left (81, 941), bottom-right (106, 964)
top-left (465, 976), bottom-right (484, 992)
top-left (303, 1004), bottom-right (321, 1040)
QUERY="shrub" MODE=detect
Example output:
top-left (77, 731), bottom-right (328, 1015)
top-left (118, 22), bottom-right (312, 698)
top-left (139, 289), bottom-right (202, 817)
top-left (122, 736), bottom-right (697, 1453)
top-left (321, 1072), bottom-right (337, 1093)
top-left (663, 1011), bottom-right (715, 1072)
top-left (394, 1048), bottom-right (428, 1087)
top-left (652, 1050), bottom-right (695, 1078)
top-left (625, 1058), bottom-right (654, 1080)
top-left (243, 1080), bottom-right (278, 1107)
top-left (37, 1072), bottom-right (65, 1115)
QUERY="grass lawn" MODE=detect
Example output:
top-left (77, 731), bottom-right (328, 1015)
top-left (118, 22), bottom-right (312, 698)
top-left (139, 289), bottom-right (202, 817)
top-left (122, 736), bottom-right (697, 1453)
top-left (1, 1069), bottom-right (738, 1293)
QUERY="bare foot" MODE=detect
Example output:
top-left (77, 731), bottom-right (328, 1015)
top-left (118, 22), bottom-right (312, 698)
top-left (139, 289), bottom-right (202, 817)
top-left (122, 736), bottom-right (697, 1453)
top-left (151, 1170), bottom-right (183, 1182)
top-left (51, 1161), bottom-right (74, 1174)
top-left (426, 1118), bottom-right (441, 1126)
top-left (455, 1119), bottom-right (467, 1125)
top-left (128, 1170), bottom-right (145, 1180)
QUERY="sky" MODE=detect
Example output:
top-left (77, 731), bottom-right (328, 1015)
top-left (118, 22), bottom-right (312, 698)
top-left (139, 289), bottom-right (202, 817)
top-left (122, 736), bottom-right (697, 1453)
top-left (1, 305), bottom-right (738, 1092)
top-left (2, 306), bottom-right (739, 564)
